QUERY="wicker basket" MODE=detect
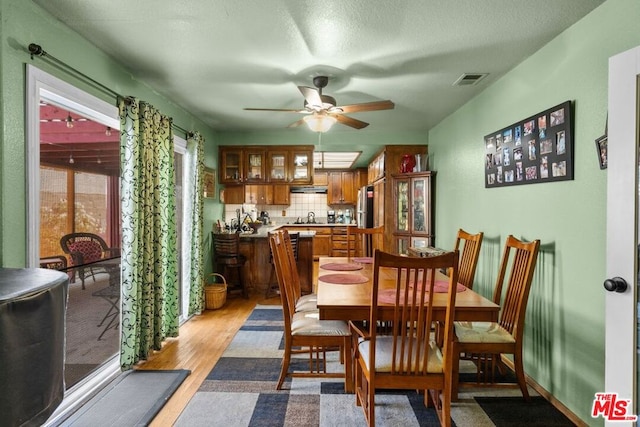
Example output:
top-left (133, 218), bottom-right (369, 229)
top-left (204, 273), bottom-right (227, 310)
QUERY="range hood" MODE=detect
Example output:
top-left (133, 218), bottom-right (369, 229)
top-left (290, 186), bottom-right (327, 194)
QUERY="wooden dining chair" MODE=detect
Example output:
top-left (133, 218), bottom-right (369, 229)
top-left (279, 229), bottom-right (317, 312)
top-left (350, 249), bottom-right (460, 427)
top-left (454, 229), bottom-right (484, 290)
top-left (347, 225), bottom-right (384, 259)
top-left (452, 235), bottom-right (540, 400)
top-left (265, 231), bottom-right (299, 299)
top-left (269, 231), bottom-right (352, 391)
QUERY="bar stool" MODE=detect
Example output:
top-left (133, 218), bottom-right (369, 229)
top-left (212, 232), bottom-right (248, 298)
top-left (265, 231), bottom-right (299, 299)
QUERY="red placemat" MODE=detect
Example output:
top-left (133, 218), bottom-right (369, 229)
top-left (321, 262), bottom-right (364, 271)
top-left (353, 257), bottom-right (373, 264)
top-left (319, 273), bottom-right (369, 285)
top-left (409, 280), bottom-right (467, 293)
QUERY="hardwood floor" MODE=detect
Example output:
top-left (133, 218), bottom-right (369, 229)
top-left (139, 293), bottom-right (281, 426)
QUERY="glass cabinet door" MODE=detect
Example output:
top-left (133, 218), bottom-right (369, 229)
top-left (221, 150), bottom-right (242, 183)
top-left (245, 150), bottom-right (265, 182)
top-left (395, 179), bottom-right (409, 233)
top-left (291, 151), bottom-right (312, 184)
top-left (268, 151), bottom-right (288, 182)
top-left (411, 176), bottom-right (430, 235)
top-left (396, 236), bottom-right (410, 255)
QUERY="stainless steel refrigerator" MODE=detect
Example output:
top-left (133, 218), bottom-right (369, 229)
top-left (357, 185), bottom-right (374, 228)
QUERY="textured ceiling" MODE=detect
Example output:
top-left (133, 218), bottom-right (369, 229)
top-left (33, 0), bottom-right (605, 134)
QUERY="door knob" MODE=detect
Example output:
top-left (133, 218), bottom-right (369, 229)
top-left (603, 277), bottom-right (628, 293)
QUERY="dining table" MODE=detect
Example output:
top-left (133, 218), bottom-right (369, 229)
top-left (316, 256), bottom-right (500, 323)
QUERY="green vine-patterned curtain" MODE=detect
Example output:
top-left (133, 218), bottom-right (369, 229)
top-left (118, 98), bottom-right (179, 370)
top-left (186, 132), bottom-right (205, 315)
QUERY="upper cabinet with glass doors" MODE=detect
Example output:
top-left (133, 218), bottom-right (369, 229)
top-left (268, 150), bottom-right (289, 183)
top-left (244, 149), bottom-right (265, 183)
top-left (290, 150), bottom-right (313, 184)
top-left (391, 172), bottom-right (435, 255)
top-left (219, 146), bottom-right (313, 185)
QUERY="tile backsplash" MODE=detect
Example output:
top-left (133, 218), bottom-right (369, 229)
top-left (223, 193), bottom-right (355, 225)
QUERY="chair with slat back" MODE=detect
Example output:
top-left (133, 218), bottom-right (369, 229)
top-left (212, 232), bottom-right (248, 298)
top-left (350, 249), bottom-right (460, 427)
top-left (265, 231), bottom-right (300, 299)
top-left (452, 235), bottom-right (540, 400)
top-left (454, 229), bottom-right (484, 290)
top-left (279, 230), bottom-right (317, 312)
top-left (60, 232), bottom-right (119, 289)
top-left (347, 225), bottom-right (384, 259)
top-left (269, 230), bottom-right (351, 391)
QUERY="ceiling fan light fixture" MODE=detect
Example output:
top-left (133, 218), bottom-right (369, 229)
top-left (304, 114), bottom-right (337, 133)
top-left (66, 114), bottom-right (74, 128)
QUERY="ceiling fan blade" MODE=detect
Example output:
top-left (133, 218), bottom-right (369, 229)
top-left (287, 118), bottom-right (307, 128)
top-left (335, 100), bottom-right (395, 114)
top-left (298, 86), bottom-right (323, 108)
top-left (334, 114), bottom-right (369, 129)
top-left (244, 108), bottom-right (307, 113)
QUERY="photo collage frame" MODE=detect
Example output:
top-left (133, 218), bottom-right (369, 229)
top-left (484, 100), bottom-right (573, 188)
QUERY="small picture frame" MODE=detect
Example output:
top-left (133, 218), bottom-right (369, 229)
top-left (203, 168), bottom-right (216, 199)
top-left (595, 135), bottom-right (608, 169)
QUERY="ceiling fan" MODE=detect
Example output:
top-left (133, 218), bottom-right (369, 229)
top-left (244, 76), bottom-right (394, 132)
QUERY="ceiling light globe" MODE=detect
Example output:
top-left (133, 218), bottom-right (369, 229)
top-left (303, 114), bottom-right (337, 133)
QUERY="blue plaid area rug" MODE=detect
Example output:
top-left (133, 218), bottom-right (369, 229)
top-left (175, 306), bottom-right (575, 427)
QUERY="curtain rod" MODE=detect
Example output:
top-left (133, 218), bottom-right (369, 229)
top-left (28, 43), bottom-right (192, 138)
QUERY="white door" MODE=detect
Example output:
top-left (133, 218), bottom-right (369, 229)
top-left (604, 45), bottom-right (640, 426)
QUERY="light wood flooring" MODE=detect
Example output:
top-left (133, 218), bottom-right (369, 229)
top-left (138, 292), bottom-right (281, 426)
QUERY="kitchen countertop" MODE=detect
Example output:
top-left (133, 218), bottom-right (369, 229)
top-left (235, 222), bottom-right (357, 239)
top-left (279, 223), bottom-right (357, 227)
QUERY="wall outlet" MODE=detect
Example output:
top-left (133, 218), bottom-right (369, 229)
top-left (282, 210), bottom-right (286, 216)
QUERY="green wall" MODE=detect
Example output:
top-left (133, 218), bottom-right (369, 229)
top-left (0, 0), bottom-right (222, 268)
top-left (428, 0), bottom-right (640, 423)
top-left (2, 0), bottom-right (639, 423)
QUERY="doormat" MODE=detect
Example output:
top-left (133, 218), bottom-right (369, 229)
top-left (61, 369), bottom-right (190, 426)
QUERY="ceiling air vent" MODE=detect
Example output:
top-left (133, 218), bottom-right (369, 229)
top-left (453, 73), bottom-right (488, 86)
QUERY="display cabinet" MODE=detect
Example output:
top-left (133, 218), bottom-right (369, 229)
top-left (290, 150), bottom-right (313, 184)
top-left (220, 148), bottom-right (243, 184)
top-left (220, 145), bottom-right (314, 185)
top-left (392, 172), bottom-right (435, 254)
top-left (268, 150), bottom-right (289, 183)
top-left (245, 149), bottom-right (265, 183)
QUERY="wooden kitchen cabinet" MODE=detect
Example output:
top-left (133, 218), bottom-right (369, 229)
top-left (220, 148), bottom-right (244, 184)
top-left (221, 185), bottom-right (244, 204)
top-left (272, 184), bottom-right (290, 205)
top-left (290, 150), bottom-right (313, 184)
top-left (368, 145), bottom-right (429, 252)
top-left (220, 145), bottom-right (314, 185)
top-left (267, 150), bottom-right (289, 183)
top-left (245, 184), bottom-right (273, 205)
top-left (313, 170), bottom-right (329, 186)
top-left (312, 229), bottom-right (332, 258)
top-left (289, 226), bottom-right (331, 259)
top-left (222, 184), bottom-right (289, 205)
top-left (244, 149), bottom-right (266, 183)
top-left (373, 179), bottom-right (385, 228)
top-left (331, 226), bottom-right (355, 257)
top-left (328, 171), bottom-right (356, 205)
